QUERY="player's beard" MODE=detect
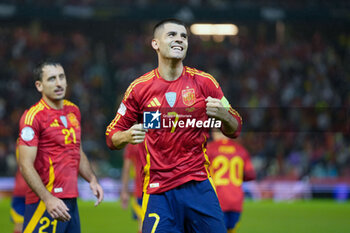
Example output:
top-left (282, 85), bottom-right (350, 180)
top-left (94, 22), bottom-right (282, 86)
top-left (50, 91), bottom-right (66, 101)
top-left (169, 47), bottom-right (187, 60)
top-left (56, 96), bottom-right (65, 100)
top-left (53, 88), bottom-right (66, 100)
top-left (159, 45), bottom-right (187, 61)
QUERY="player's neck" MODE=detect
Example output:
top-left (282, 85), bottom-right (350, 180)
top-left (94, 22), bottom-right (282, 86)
top-left (158, 59), bottom-right (183, 81)
top-left (42, 96), bottom-right (64, 110)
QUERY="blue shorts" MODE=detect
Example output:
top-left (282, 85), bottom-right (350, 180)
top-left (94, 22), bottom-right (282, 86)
top-left (10, 196), bottom-right (25, 224)
top-left (22, 198), bottom-right (80, 233)
top-left (142, 179), bottom-right (226, 233)
top-left (223, 211), bottom-right (241, 231)
top-left (131, 197), bottom-right (143, 220)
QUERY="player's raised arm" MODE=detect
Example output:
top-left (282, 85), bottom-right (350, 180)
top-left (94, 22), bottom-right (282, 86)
top-left (18, 145), bottom-right (71, 222)
top-left (206, 96), bottom-right (241, 138)
top-left (109, 124), bottom-right (147, 150)
top-left (106, 80), bottom-right (147, 150)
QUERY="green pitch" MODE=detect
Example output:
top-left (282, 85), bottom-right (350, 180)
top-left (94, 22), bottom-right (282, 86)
top-left (1, 198), bottom-right (349, 233)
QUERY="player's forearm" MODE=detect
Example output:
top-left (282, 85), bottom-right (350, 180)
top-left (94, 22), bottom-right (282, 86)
top-left (206, 96), bottom-right (241, 138)
top-left (19, 164), bottom-right (53, 202)
top-left (79, 152), bottom-right (98, 183)
top-left (121, 160), bottom-right (131, 193)
top-left (107, 124), bottom-right (146, 150)
top-left (220, 111), bottom-right (239, 137)
top-left (111, 130), bottom-right (132, 150)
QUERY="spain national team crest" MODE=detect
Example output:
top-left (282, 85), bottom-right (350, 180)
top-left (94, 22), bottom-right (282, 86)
top-left (67, 113), bottom-right (80, 129)
top-left (182, 88), bottom-right (196, 106)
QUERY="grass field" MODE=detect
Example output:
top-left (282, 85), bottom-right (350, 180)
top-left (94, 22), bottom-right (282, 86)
top-left (1, 198), bottom-right (349, 233)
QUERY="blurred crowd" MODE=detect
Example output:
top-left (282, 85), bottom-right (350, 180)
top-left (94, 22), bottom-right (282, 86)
top-left (1, 0), bottom-right (350, 8)
top-left (0, 19), bottom-right (349, 181)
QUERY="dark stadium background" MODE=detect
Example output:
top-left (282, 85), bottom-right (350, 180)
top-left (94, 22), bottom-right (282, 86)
top-left (0, 0), bottom-right (349, 205)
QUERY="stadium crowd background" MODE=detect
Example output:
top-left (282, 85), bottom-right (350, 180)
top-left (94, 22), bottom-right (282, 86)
top-left (0, 1), bottom-right (349, 187)
top-left (1, 0), bottom-right (350, 7)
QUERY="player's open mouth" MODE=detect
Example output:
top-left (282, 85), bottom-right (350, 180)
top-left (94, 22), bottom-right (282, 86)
top-left (171, 46), bottom-right (183, 51)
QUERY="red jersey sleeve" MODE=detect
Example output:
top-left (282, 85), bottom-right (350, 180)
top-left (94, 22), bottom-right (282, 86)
top-left (106, 86), bottom-right (140, 150)
top-left (201, 72), bottom-right (242, 138)
top-left (18, 109), bottom-right (41, 147)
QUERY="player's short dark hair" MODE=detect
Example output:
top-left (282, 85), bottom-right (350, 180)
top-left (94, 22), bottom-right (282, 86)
top-left (153, 18), bottom-right (187, 37)
top-left (33, 61), bottom-right (62, 81)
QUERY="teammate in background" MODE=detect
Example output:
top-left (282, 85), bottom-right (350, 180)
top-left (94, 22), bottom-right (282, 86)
top-left (18, 61), bottom-right (104, 233)
top-left (120, 144), bottom-right (143, 233)
top-left (10, 139), bottom-right (30, 233)
top-left (106, 18), bottom-right (242, 233)
top-left (207, 130), bottom-right (256, 233)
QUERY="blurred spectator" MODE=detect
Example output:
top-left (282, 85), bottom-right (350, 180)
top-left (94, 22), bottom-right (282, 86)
top-left (2, 0), bottom-right (350, 7)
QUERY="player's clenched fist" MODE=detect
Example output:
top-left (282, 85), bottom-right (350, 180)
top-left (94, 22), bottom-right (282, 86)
top-left (205, 96), bottom-right (227, 121)
top-left (128, 124), bottom-right (147, 144)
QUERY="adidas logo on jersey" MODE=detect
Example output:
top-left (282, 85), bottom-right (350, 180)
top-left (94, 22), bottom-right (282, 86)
top-left (147, 97), bottom-right (161, 107)
top-left (50, 119), bottom-right (60, 127)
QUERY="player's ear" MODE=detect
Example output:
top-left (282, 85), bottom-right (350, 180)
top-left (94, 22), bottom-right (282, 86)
top-left (35, 80), bottom-right (43, 93)
top-left (151, 39), bottom-right (159, 50)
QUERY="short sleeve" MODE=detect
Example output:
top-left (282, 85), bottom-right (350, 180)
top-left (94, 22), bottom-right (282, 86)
top-left (201, 73), bottom-right (224, 99)
top-left (18, 110), bottom-right (40, 147)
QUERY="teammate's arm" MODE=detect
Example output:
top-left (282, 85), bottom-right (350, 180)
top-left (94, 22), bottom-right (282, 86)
top-left (120, 157), bottom-right (132, 209)
top-left (109, 124), bottom-right (146, 150)
top-left (79, 146), bottom-right (104, 206)
top-left (206, 96), bottom-right (239, 137)
top-left (18, 145), bottom-right (71, 222)
top-left (243, 149), bottom-right (256, 181)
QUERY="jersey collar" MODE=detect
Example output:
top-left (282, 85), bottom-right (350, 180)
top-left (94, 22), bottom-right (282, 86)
top-left (155, 67), bottom-right (186, 82)
top-left (40, 98), bottom-right (51, 109)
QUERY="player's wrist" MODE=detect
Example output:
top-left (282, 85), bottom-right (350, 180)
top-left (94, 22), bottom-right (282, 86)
top-left (89, 175), bottom-right (99, 185)
top-left (125, 129), bottom-right (134, 144)
top-left (111, 130), bottom-right (131, 149)
top-left (218, 108), bottom-right (231, 122)
top-left (41, 192), bottom-right (55, 203)
top-left (221, 117), bottom-right (239, 138)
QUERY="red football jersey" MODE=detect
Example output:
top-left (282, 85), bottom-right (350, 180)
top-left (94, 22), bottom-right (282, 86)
top-left (207, 139), bottom-right (255, 212)
top-left (123, 144), bottom-right (143, 198)
top-left (18, 99), bottom-right (81, 204)
top-left (13, 139), bottom-right (30, 196)
top-left (106, 67), bottom-right (242, 194)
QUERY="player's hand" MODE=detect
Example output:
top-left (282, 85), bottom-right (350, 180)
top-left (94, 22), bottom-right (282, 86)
top-left (128, 124), bottom-right (147, 144)
top-left (44, 195), bottom-right (71, 222)
top-left (90, 179), bottom-right (104, 207)
top-left (120, 190), bottom-right (130, 209)
top-left (205, 96), bottom-right (228, 121)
